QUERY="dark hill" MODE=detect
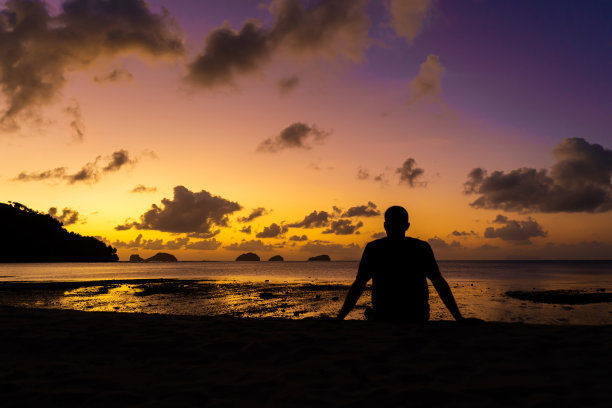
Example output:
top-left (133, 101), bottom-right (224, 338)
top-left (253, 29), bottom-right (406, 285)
top-left (308, 254), bottom-right (331, 261)
top-left (236, 252), bottom-right (260, 261)
top-left (0, 202), bottom-right (118, 262)
top-left (268, 255), bottom-right (284, 261)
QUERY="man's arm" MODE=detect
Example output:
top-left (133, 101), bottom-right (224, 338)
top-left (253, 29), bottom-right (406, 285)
top-left (337, 277), bottom-right (368, 320)
top-left (429, 275), bottom-right (463, 321)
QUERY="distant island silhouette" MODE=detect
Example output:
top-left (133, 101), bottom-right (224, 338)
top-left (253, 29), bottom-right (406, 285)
top-left (129, 253), bottom-right (177, 262)
top-left (268, 255), bottom-right (284, 261)
top-left (236, 252), bottom-right (260, 261)
top-left (0, 202), bottom-right (118, 262)
top-left (308, 255), bottom-right (331, 261)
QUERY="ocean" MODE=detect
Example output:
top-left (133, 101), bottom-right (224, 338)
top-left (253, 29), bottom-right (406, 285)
top-left (1, 261), bottom-right (611, 324)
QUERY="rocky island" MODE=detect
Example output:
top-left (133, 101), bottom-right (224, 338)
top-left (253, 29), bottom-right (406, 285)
top-left (308, 255), bottom-right (331, 261)
top-left (268, 255), bottom-right (284, 261)
top-left (130, 253), bottom-right (178, 262)
top-left (0, 202), bottom-right (118, 262)
top-left (236, 252), bottom-right (260, 261)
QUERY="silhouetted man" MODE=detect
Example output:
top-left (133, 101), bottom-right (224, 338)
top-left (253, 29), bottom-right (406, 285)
top-left (337, 206), bottom-right (465, 322)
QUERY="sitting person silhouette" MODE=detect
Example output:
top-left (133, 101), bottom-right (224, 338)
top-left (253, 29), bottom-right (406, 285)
top-left (337, 206), bottom-right (467, 322)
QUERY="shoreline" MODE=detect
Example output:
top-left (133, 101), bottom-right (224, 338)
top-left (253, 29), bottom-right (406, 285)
top-left (2, 306), bottom-right (611, 407)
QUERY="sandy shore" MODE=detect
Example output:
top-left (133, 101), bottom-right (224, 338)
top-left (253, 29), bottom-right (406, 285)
top-left (1, 307), bottom-right (611, 407)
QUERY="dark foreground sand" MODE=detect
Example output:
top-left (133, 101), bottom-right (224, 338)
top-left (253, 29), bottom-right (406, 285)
top-left (1, 307), bottom-right (611, 407)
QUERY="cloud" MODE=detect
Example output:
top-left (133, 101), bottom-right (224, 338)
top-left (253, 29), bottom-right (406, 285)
top-left (224, 239), bottom-right (283, 252)
top-left (93, 68), bottom-right (134, 83)
top-left (465, 138), bottom-right (612, 213)
top-left (289, 234), bottom-right (308, 241)
top-left (0, 0), bottom-right (184, 129)
top-left (371, 232), bottom-right (386, 239)
top-left (64, 100), bottom-right (84, 141)
top-left (396, 158), bottom-right (425, 187)
top-left (288, 210), bottom-right (330, 228)
top-left (277, 75), bottom-right (299, 93)
top-left (450, 230), bottom-right (478, 237)
top-left (342, 202), bottom-right (380, 217)
top-left (185, 0), bottom-right (370, 88)
top-left (387, 0), bottom-right (434, 43)
top-left (407, 54), bottom-right (446, 109)
top-left (117, 186), bottom-right (241, 236)
top-left (48, 207), bottom-right (80, 226)
top-left (256, 222), bottom-right (288, 238)
top-left (428, 237), bottom-right (463, 250)
top-left (131, 185), bottom-right (157, 193)
top-left (240, 225), bottom-right (252, 234)
top-left (483, 215), bottom-right (547, 244)
top-left (357, 167), bottom-right (370, 180)
top-left (102, 150), bottom-right (135, 172)
top-left (13, 149), bottom-right (140, 184)
top-left (323, 219), bottom-right (363, 235)
top-left (257, 122), bottom-right (330, 152)
top-left (237, 207), bottom-right (268, 223)
top-left (112, 234), bottom-right (189, 250)
top-left (185, 238), bottom-right (222, 251)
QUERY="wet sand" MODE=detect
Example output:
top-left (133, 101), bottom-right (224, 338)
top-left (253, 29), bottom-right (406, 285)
top-left (1, 306), bottom-right (611, 407)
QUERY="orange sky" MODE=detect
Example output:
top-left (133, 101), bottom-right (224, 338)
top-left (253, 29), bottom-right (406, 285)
top-left (1, 0), bottom-right (611, 260)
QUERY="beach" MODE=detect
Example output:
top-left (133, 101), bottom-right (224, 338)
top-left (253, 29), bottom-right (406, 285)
top-left (2, 306), bottom-right (611, 407)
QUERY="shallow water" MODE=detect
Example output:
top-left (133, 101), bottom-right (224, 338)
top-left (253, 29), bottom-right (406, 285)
top-left (0, 261), bottom-right (611, 324)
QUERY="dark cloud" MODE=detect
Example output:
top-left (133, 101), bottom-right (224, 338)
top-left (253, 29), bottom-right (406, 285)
top-left (323, 219), bottom-right (363, 235)
top-left (387, 0), bottom-right (434, 43)
top-left (93, 68), bottom-right (133, 83)
top-left (450, 230), bottom-right (478, 237)
top-left (185, 20), bottom-right (271, 88)
top-left (277, 75), bottom-right (299, 93)
top-left (288, 210), bottom-right (330, 228)
top-left (112, 234), bottom-right (189, 250)
top-left (396, 158), bottom-right (425, 187)
top-left (224, 239), bottom-right (283, 252)
top-left (185, 0), bottom-right (369, 89)
top-left (102, 149), bottom-right (135, 172)
top-left (371, 232), bottom-right (386, 239)
top-left (406, 54), bottom-right (446, 109)
top-left (65, 161), bottom-right (99, 184)
top-left (117, 186), bottom-right (241, 236)
top-left (48, 207), bottom-right (80, 226)
top-left (342, 201), bottom-right (380, 217)
top-left (240, 225), bottom-right (252, 234)
top-left (12, 167), bottom-right (67, 182)
top-left (13, 149), bottom-right (140, 184)
top-left (289, 234), bottom-right (308, 241)
top-left (256, 222), bottom-right (288, 238)
top-left (185, 238), bottom-right (222, 251)
top-left (428, 237), bottom-right (463, 250)
top-left (357, 167), bottom-right (370, 180)
top-left (237, 207), bottom-right (268, 223)
top-left (465, 138), bottom-right (612, 213)
top-left (257, 122), bottom-right (330, 153)
top-left (0, 0), bottom-right (184, 129)
top-left (64, 100), bottom-right (84, 141)
top-left (131, 184), bottom-right (157, 193)
top-left (483, 215), bottom-right (547, 244)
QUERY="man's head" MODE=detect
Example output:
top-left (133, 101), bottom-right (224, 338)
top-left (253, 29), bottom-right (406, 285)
top-left (384, 206), bottom-right (410, 238)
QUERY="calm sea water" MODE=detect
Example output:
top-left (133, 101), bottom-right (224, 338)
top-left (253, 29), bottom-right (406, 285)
top-left (1, 261), bottom-right (611, 324)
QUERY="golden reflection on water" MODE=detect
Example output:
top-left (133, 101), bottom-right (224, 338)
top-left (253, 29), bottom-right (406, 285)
top-left (1, 279), bottom-right (611, 324)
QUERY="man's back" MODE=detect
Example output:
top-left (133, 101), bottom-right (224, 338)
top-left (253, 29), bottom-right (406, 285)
top-left (357, 237), bottom-right (441, 322)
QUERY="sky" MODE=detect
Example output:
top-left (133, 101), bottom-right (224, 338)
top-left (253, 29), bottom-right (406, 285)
top-left (1, 0), bottom-right (611, 261)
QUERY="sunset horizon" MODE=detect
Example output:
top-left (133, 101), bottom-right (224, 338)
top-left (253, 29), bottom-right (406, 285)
top-left (1, 0), bottom-right (610, 262)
